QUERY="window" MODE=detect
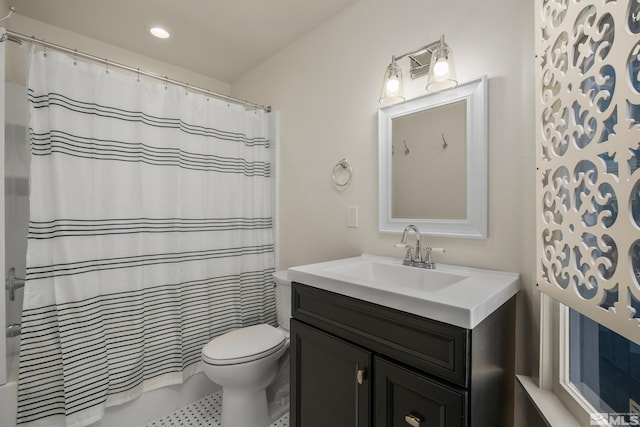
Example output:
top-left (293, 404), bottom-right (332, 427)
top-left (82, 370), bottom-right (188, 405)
top-left (547, 301), bottom-right (640, 426)
top-left (568, 308), bottom-right (640, 419)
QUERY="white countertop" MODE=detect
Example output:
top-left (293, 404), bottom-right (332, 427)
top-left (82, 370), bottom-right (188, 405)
top-left (287, 254), bottom-right (520, 329)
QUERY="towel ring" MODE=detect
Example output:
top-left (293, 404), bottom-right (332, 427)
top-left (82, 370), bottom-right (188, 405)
top-left (332, 158), bottom-right (352, 187)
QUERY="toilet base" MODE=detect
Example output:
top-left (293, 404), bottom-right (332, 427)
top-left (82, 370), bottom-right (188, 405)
top-left (222, 387), bottom-right (270, 427)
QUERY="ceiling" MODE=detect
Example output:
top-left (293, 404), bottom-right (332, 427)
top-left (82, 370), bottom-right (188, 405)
top-left (10, 0), bottom-right (358, 83)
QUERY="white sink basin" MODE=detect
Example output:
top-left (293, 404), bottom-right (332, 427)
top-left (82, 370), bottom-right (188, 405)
top-left (287, 254), bottom-right (520, 329)
top-left (327, 261), bottom-right (466, 292)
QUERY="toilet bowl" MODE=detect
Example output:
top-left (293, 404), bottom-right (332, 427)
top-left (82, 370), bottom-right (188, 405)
top-left (202, 270), bottom-right (291, 427)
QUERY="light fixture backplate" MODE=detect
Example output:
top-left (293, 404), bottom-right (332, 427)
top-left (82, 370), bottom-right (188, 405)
top-left (408, 50), bottom-right (432, 79)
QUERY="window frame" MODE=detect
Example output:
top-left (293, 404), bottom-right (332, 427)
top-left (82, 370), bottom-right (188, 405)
top-left (540, 293), bottom-right (616, 426)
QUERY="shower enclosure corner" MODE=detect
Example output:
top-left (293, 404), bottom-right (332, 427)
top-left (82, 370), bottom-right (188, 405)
top-left (3, 80), bottom-right (29, 385)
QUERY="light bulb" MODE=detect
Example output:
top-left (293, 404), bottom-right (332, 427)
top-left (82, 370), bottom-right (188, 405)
top-left (386, 77), bottom-right (400, 95)
top-left (433, 57), bottom-right (449, 80)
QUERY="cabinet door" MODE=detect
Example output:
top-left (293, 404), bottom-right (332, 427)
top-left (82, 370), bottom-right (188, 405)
top-left (291, 319), bottom-right (371, 427)
top-left (375, 357), bottom-right (467, 427)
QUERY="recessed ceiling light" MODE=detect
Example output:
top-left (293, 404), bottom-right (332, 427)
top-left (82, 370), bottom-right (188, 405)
top-left (149, 26), bottom-right (170, 39)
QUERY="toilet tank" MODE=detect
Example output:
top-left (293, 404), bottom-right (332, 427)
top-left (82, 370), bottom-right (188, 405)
top-left (273, 270), bottom-right (291, 331)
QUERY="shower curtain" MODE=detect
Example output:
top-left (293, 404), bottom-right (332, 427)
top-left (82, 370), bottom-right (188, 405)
top-left (16, 46), bottom-right (277, 427)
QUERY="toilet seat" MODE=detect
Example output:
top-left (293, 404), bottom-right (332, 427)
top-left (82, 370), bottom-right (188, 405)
top-left (202, 324), bottom-right (287, 366)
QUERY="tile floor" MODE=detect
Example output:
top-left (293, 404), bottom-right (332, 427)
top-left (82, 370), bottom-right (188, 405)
top-left (143, 390), bottom-right (289, 427)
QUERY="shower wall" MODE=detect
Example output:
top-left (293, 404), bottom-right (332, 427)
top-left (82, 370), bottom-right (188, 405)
top-left (4, 81), bottom-right (29, 380)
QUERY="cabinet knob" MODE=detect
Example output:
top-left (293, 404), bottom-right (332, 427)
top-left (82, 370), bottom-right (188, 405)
top-left (356, 368), bottom-right (367, 385)
top-left (404, 414), bottom-right (422, 427)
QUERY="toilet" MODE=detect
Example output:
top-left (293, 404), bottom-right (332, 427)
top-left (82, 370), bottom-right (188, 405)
top-left (202, 270), bottom-right (291, 427)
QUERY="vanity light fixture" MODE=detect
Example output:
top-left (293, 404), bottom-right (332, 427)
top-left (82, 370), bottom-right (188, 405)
top-left (379, 34), bottom-right (458, 105)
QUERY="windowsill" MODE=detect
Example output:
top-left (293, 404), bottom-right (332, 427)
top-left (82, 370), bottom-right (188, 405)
top-left (517, 375), bottom-right (582, 427)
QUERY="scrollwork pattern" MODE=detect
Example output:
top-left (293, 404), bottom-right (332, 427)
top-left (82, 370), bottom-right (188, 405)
top-left (537, 0), bottom-right (640, 343)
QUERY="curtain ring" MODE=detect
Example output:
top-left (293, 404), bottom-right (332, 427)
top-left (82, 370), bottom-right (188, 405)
top-left (332, 158), bottom-right (352, 187)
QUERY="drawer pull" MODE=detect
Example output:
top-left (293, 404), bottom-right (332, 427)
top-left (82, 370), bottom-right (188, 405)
top-left (356, 368), bottom-right (367, 385)
top-left (404, 414), bottom-right (422, 427)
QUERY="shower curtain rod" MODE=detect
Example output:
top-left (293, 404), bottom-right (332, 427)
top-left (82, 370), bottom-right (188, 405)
top-left (3, 30), bottom-right (272, 112)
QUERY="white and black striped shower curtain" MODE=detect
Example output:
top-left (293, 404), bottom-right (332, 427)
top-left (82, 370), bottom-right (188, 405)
top-left (16, 46), bottom-right (277, 427)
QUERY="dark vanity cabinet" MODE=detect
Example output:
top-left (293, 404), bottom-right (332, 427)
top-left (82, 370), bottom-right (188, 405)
top-left (290, 282), bottom-right (515, 427)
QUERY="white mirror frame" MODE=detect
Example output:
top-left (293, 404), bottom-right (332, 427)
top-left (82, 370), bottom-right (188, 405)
top-left (378, 76), bottom-right (488, 238)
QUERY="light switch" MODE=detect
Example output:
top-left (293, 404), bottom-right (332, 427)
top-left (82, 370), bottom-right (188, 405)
top-left (346, 206), bottom-right (358, 228)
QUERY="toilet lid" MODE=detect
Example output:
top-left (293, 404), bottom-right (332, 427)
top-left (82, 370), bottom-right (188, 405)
top-left (202, 324), bottom-right (287, 365)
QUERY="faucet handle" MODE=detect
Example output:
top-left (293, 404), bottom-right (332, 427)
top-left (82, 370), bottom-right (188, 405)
top-left (422, 247), bottom-right (445, 269)
top-left (423, 247), bottom-right (445, 253)
top-left (394, 243), bottom-right (413, 266)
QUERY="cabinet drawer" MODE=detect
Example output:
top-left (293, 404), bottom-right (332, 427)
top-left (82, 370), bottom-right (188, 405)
top-left (292, 283), bottom-right (470, 387)
top-left (375, 356), bottom-right (467, 427)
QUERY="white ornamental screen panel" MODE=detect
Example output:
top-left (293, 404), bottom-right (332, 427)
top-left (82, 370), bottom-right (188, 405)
top-left (536, 0), bottom-right (640, 345)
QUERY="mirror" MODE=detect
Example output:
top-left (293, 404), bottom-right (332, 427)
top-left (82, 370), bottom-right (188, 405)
top-left (378, 76), bottom-right (487, 238)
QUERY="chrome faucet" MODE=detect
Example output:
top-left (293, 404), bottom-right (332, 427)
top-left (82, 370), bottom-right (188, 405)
top-left (396, 225), bottom-right (424, 267)
top-left (5, 267), bottom-right (25, 301)
top-left (395, 224), bottom-right (444, 269)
